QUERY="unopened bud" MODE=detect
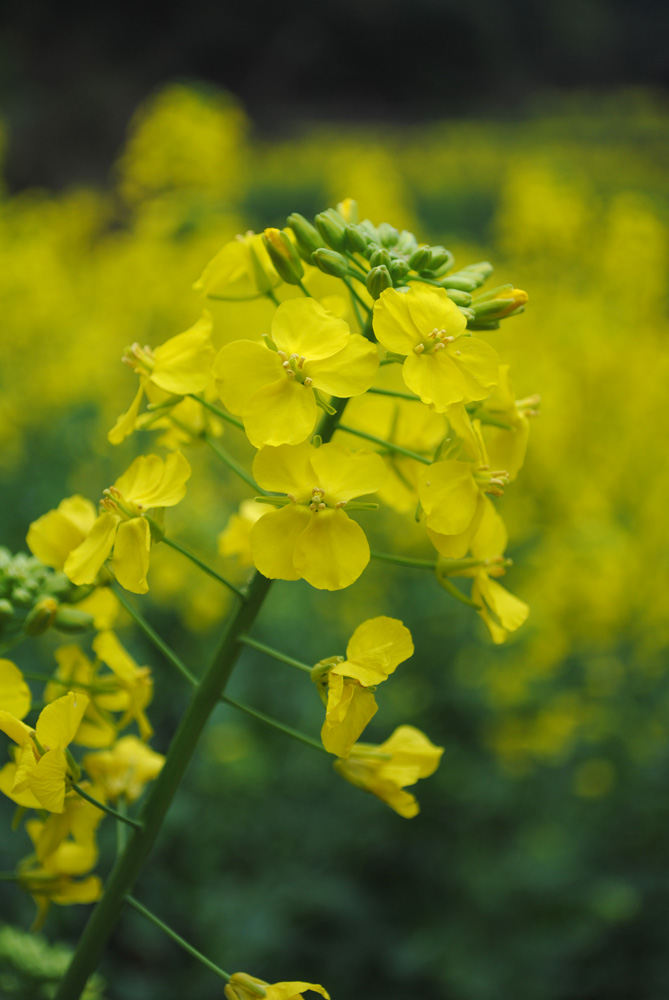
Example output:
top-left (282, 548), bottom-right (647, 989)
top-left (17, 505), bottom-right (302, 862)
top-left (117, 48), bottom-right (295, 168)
top-left (438, 274), bottom-right (479, 292)
top-left (312, 248), bottom-right (350, 279)
top-left (53, 606), bottom-right (96, 634)
top-left (427, 246), bottom-right (453, 271)
top-left (344, 224), bottom-right (369, 255)
top-left (366, 265), bottom-right (393, 299)
top-left (369, 248), bottom-right (392, 269)
top-left (262, 228), bottom-right (304, 284)
top-left (336, 198), bottom-right (358, 223)
top-left (463, 260), bottom-right (494, 280)
top-left (389, 259), bottom-right (410, 282)
top-left (446, 289), bottom-right (472, 306)
top-left (377, 222), bottom-right (399, 248)
top-left (24, 597), bottom-right (59, 636)
top-left (315, 210), bottom-right (347, 252)
top-left (287, 213), bottom-right (322, 259)
top-left (408, 246), bottom-right (431, 271)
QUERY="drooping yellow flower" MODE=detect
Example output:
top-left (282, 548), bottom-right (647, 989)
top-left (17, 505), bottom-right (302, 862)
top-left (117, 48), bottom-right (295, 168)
top-left (418, 456), bottom-right (510, 559)
top-left (0, 658), bottom-right (32, 719)
top-left (334, 725), bottom-right (444, 818)
top-left (225, 971), bottom-right (330, 1000)
top-left (213, 298), bottom-right (379, 448)
top-left (250, 441), bottom-right (386, 590)
top-left (472, 365), bottom-right (539, 481)
top-left (108, 312), bottom-right (215, 444)
top-left (1, 691), bottom-right (89, 813)
top-left (83, 735), bottom-right (164, 803)
top-left (194, 231), bottom-right (280, 300)
top-left (19, 794), bottom-right (103, 929)
top-left (313, 616), bottom-right (414, 757)
top-left (373, 284), bottom-right (498, 410)
top-left (61, 452), bottom-right (191, 594)
top-left (27, 495), bottom-right (98, 571)
top-left (451, 498), bottom-right (529, 643)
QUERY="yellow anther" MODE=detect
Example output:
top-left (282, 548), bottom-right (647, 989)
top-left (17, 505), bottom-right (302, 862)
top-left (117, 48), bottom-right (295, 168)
top-left (414, 343), bottom-right (425, 354)
top-left (317, 502), bottom-right (326, 511)
top-left (304, 376), bottom-right (313, 387)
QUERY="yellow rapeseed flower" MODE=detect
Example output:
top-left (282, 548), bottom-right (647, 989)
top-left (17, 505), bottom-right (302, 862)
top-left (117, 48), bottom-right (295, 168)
top-left (83, 735), bottom-right (164, 803)
top-left (250, 441), bottom-right (385, 590)
top-left (225, 972), bottom-right (330, 1000)
top-left (194, 232), bottom-right (280, 300)
top-left (373, 284), bottom-right (498, 410)
top-left (213, 298), bottom-right (378, 447)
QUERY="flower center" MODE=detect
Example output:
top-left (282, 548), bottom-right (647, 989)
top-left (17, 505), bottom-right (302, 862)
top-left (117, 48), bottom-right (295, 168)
top-left (101, 487), bottom-right (144, 519)
top-left (122, 342), bottom-right (155, 375)
top-left (277, 350), bottom-right (313, 386)
top-left (306, 486), bottom-right (347, 512)
top-left (413, 328), bottom-right (456, 356)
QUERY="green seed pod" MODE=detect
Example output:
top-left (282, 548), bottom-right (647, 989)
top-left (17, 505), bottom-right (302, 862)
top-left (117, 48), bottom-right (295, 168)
top-left (366, 265), bottom-right (393, 300)
top-left (312, 249), bottom-right (350, 279)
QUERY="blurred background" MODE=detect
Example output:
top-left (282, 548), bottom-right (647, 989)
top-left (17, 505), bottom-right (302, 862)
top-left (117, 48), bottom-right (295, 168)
top-left (1, 3), bottom-right (669, 999)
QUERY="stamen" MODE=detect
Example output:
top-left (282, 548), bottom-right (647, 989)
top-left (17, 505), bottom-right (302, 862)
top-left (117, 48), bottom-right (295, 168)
top-left (277, 350), bottom-right (287, 361)
top-left (335, 500), bottom-right (347, 508)
top-left (286, 370), bottom-right (295, 379)
top-left (282, 360), bottom-right (290, 369)
top-left (433, 343), bottom-right (445, 351)
top-left (454, 350), bottom-right (461, 356)
top-left (317, 502), bottom-right (326, 511)
top-left (304, 376), bottom-right (313, 387)
top-left (414, 344), bottom-right (425, 354)
top-left (298, 356), bottom-right (306, 368)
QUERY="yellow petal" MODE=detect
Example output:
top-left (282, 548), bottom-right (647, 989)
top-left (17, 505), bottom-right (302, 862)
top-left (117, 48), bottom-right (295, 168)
top-left (321, 677), bottom-right (377, 757)
top-left (50, 874), bottom-right (103, 905)
top-left (402, 351), bottom-right (469, 411)
top-left (151, 311), bottom-right (215, 394)
top-left (378, 724), bottom-right (444, 781)
top-left (252, 442), bottom-right (316, 499)
top-left (27, 495), bottom-right (98, 570)
top-left (477, 574), bottom-right (529, 635)
top-left (419, 460), bottom-right (479, 534)
top-left (266, 982), bottom-right (330, 1000)
top-left (0, 711), bottom-right (34, 747)
top-left (293, 509), bottom-right (369, 590)
top-left (108, 382), bottom-right (146, 445)
top-left (74, 588), bottom-right (120, 630)
top-left (341, 616), bottom-right (414, 684)
top-left (0, 659), bottom-right (32, 719)
top-left (242, 378), bottom-right (317, 448)
top-left (308, 334), bottom-right (379, 397)
top-left (37, 691), bottom-right (89, 749)
top-left (470, 498), bottom-right (508, 560)
top-left (426, 494), bottom-right (485, 559)
top-left (64, 512), bottom-right (119, 586)
top-left (92, 630), bottom-right (139, 684)
top-left (250, 505), bottom-right (311, 580)
top-left (272, 298), bottom-right (350, 360)
top-left (29, 748), bottom-right (69, 813)
top-left (116, 452), bottom-right (191, 509)
top-left (406, 284), bottom-right (467, 339)
top-left (12, 742), bottom-right (39, 792)
top-left (213, 340), bottom-right (283, 415)
top-left (112, 518), bottom-right (151, 593)
top-left (373, 287), bottom-right (422, 354)
top-left (443, 336), bottom-right (499, 403)
top-left (310, 443), bottom-right (386, 502)
top-left (0, 762), bottom-right (41, 808)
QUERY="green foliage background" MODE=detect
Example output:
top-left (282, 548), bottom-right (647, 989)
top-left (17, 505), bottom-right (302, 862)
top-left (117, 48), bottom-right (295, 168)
top-left (1, 85), bottom-right (668, 999)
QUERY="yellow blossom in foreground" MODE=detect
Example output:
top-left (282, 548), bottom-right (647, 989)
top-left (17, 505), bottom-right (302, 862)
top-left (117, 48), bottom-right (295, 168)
top-left (27, 495), bottom-right (97, 571)
top-left (373, 284), bottom-right (498, 410)
top-left (0, 691), bottom-right (89, 813)
top-left (225, 971), bottom-right (330, 1000)
top-left (314, 616), bottom-right (414, 757)
top-left (214, 298), bottom-right (378, 447)
top-left (250, 441), bottom-right (386, 590)
top-left (194, 231), bottom-right (280, 300)
top-left (108, 312), bottom-right (215, 444)
top-left (61, 452), bottom-right (191, 593)
top-left (334, 725), bottom-right (444, 818)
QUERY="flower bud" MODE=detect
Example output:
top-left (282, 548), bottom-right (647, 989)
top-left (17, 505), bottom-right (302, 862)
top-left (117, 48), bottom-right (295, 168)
top-left (427, 246), bottom-right (453, 271)
top-left (23, 597), bottom-right (59, 636)
top-left (262, 228), bottom-right (304, 284)
top-left (366, 265), bottom-right (393, 299)
top-left (463, 260), bottom-right (494, 280)
top-left (0, 598), bottom-right (13, 621)
top-left (344, 224), bottom-right (369, 255)
top-left (53, 605), bottom-right (96, 634)
top-left (315, 210), bottom-right (347, 252)
top-left (369, 248), bottom-right (392, 269)
top-left (377, 222), bottom-right (399, 247)
top-left (312, 249), bottom-right (350, 279)
top-left (438, 274), bottom-right (479, 292)
top-left (287, 213), bottom-right (322, 258)
top-left (408, 246), bottom-right (431, 271)
top-left (336, 198), bottom-right (359, 223)
top-left (389, 259), bottom-right (410, 282)
top-left (445, 289), bottom-right (472, 306)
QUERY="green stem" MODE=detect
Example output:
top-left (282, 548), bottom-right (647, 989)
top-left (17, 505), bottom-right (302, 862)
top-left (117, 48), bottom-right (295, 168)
top-left (205, 434), bottom-right (264, 494)
top-left (222, 695), bottom-right (327, 755)
top-left (72, 785), bottom-right (143, 831)
top-left (116, 799), bottom-right (129, 855)
top-left (370, 550), bottom-right (437, 570)
top-left (21, 671), bottom-right (110, 695)
top-left (55, 571), bottom-right (272, 1000)
top-left (0, 873), bottom-right (18, 881)
top-left (239, 635), bottom-right (313, 674)
top-left (437, 576), bottom-right (482, 609)
top-left (338, 424), bottom-right (431, 465)
top-left (297, 280), bottom-right (312, 298)
top-left (366, 386), bottom-right (419, 402)
top-left (112, 587), bottom-right (197, 686)
top-left (187, 394), bottom-right (245, 431)
top-left (265, 289), bottom-right (280, 306)
top-left (161, 537), bottom-right (247, 601)
top-left (125, 895), bottom-right (230, 982)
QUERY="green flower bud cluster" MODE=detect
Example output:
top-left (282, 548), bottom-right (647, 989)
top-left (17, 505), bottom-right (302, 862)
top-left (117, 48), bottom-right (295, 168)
top-left (0, 547), bottom-right (94, 644)
top-left (286, 201), bottom-right (524, 328)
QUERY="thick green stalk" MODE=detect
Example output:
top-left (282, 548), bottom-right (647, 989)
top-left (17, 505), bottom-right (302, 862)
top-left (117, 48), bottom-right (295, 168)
top-left (55, 571), bottom-right (271, 1000)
